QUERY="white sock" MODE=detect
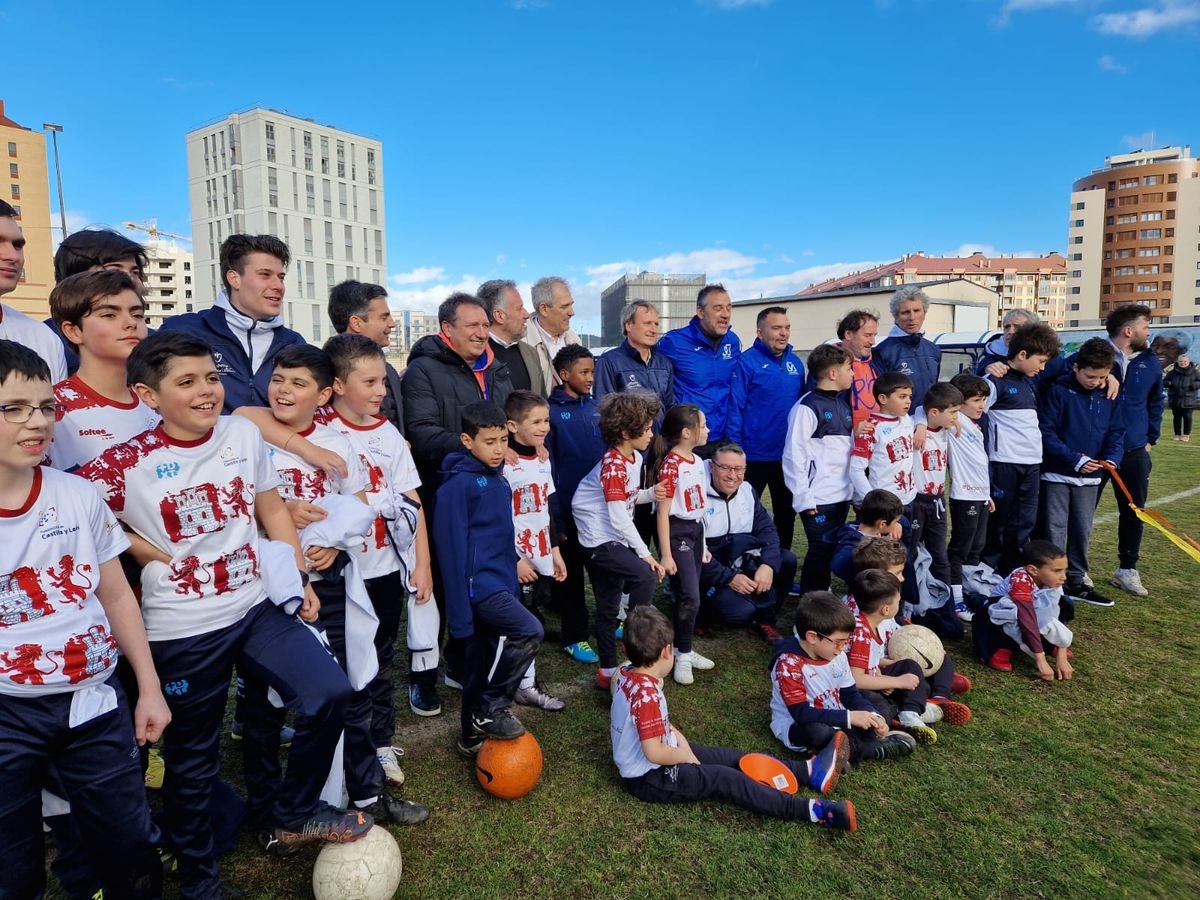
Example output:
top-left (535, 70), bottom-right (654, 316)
top-left (951, 584), bottom-right (963, 602)
top-left (354, 796), bottom-right (378, 809)
top-left (519, 661), bottom-right (536, 692)
top-left (600, 666), bottom-right (616, 677)
top-left (808, 800), bottom-right (819, 822)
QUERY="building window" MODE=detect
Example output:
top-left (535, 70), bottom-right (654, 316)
top-left (1140, 229), bottom-right (1161, 240)
top-left (322, 180), bottom-right (332, 217)
top-left (1073, 219), bottom-right (1084, 227)
top-left (1137, 265), bottom-right (1159, 275)
top-left (6, 142), bottom-right (15, 158)
top-left (1073, 201), bottom-right (1085, 210)
top-left (1072, 236), bottom-right (1083, 244)
top-left (344, 224), bottom-right (354, 259)
top-left (1142, 192), bottom-right (1163, 203)
top-left (1069, 286), bottom-right (1081, 294)
top-left (9, 184), bottom-right (18, 200)
top-left (1118, 195), bottom-right (1138, 207)
top-left (8, 163), bottom-right (16, 178)
top-left (1071, 269), bottom-right (1083, 278)
top-left (1116, 214), bottom-right (1137, 224)
top-left (367, 149), bottom-right (376, 186)
top-left (1119, 178), bottom-right (1139, 189)
top-left (1075, 253), bottom-right (1086, 261)
top-left (1069, 304), bottom-right (1080, 311)
top-left (324, 221), bottom-right (334, 258)
top-left (1117, 230), bottom-right (1136, 241)
top-left (338, 182), bottom-right (348, 218)
top-left (1136, 283), bottom-right (1157, 293)
top-left (320, 136), bottom-right (330, 175)
top-left (303, 218), bottom-right (314, 254)
top-left (1144, 175), bottom-right (1162, 185)
top-left (336, 141), bottom-right (346, 178)
top-left (1137, 247), bottom-right (1160, 257)
top-left (267, 168), bottom-right (278, 208)
top-left (305, 176), bottom-right (315, 214)
top-left (368, 189), bottom-right (378, 225)
top-left (1115, 266), bottom-right (1135, 276)
top-left (1140, 211), bottom-right (1162, 222)
top-left (312, 305), bottom-right (322, 342)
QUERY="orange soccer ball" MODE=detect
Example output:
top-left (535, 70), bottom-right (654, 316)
top-left (475, 732), bottom-right (544, 799)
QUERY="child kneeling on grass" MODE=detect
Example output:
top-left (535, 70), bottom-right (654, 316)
top-left (612, 606), bottom-right (858, 831)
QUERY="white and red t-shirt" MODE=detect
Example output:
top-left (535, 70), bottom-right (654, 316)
top-left (77, 416), bottom-right (280, 642)
top-left (0, 467), bottom-right (129, 695)
top-left (506, 452), bottom-right (556, 577)
top-left (914, 425), bottom-right (950, 498)
top-left (850, 413), bottom-right (916, 505)
top-left (267, 422), bottom-right (367, 504)
top-left (948, 412), bottom-right (990, 502)
top-left (769, 648), bottom-right (855, 748)
top-left (315, 407), bottom-right (419, 580)
top-left (847, 611), bottom-right (901, 677)
top-left (573, 448), bottom-right (651, 557)
top-left (610, 669), bottom-right (678, 779)
top-left (657, 451), bottom-right (707, 522)
top-left (48, 375), bottom-right (160, 472)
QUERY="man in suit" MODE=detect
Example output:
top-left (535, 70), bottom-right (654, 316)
top-left (523, 276), bottom-right (580, 395)
top-left (479, 279), bottom-right (543, 395)
top-left (328, 279), bottom-right (405, 434)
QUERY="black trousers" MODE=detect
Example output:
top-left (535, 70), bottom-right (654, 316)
top-left (583, 541), bottom-right (657, 669)
top-left (984, 462), bottom-right (1040, 574)
top-left (549, 518), bottom-right (591, 646)
top-left (799, 501), bottom-right (851, 592)
top-left (1172, 406), bottom-right (1193, 436)
top-left (860, 657), bottom-right (929, 717)
top-left (667, 518), bottom-right (705, 654)
top-left (701, 549), bottom-right (797, 628)
top-left (363, 570), bottom-right (405, 747)
top-left (1101, 447), bottom-right (1152, 570)
top-left (746, 459), bottom-right (797, 549)
top-left (460, 591), bottom-right (544, 736)
top-left (948, 498), bottom-right (990, 586)
top-left (787, 720), bottom-right (881, 765)
top-left (910, 493), bottom-right (950, 585)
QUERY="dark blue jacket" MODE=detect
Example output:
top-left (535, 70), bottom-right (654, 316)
top-left (700, 483), bottom-right (782, 588)
top-left (1115, 349), bottom-right (1165, 449)
top-left (158, 306), bottom-right (306, 412)
top-left (829, 521), bottom-right (919, 611)
top-left (657, 317), bottom-right (741, 441)
top-left (545, 386), bottom-right (605, 521)
top-left (1039, 371), bottom-right (1125, 478)
top-left (727, 338), bottom-right (806, 461)
top-left (433, 451), bottom-right (519, 639)
top-left (874, 326), bottom-right (941, 405)
top-left (593, 340), bottom-right (675, 424)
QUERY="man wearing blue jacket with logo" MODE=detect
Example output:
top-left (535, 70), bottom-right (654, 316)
top-left (726, 306), bottom-right (805, 547)
top-left (874, 285), bottom-right (941, 434)
top-left (658, 284), bottom-right (740, 451)
top-left (160, 234), bottom-right (306, 412)
top-left (594, 299), bottom-right (674, 423)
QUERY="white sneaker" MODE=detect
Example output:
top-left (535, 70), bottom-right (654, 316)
top-left (953, 601), bottom-right (974, 623)
top-left (1110, 568), bottom-right (1148, 597)
top-left (678, 649), bottom-right (715, 671)
top-left (921, 702), bottom-right (945, 724)
top-left (376, 746), bottom-right (405, 786)
top-left (673, 656), bottom-right (694, 685)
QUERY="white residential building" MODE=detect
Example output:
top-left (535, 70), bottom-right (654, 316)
top-left (185, 107), bottom-right (387, 344)
top-left (141, 239), bottom-right (195, 328)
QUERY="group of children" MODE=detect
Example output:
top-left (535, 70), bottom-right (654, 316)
top-left (2, 234), bottom-right (1142, 895)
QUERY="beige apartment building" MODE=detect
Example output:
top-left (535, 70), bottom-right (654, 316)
top-left (140, 238), bottom-right (196, 328)
top-left (1, 100), bottom-right (53, 319)
top-left (802, 251), bottom-right (1067, 328)
top-left (1065, 146), bottom-right (1200, 327)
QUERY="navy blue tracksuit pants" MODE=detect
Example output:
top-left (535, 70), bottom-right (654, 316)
top-left (151, 600), bottom-right (351, 899)
top-left (0, 679), bottom-right (160, 900)
top-left (799, 502), bottom-right (851, 592)
top-left (985, 462), bottom-right (1040, 574)
top-left (460, 591), bottom-right (544, 738)
top-left (702, 549), bottom-right (798, 628)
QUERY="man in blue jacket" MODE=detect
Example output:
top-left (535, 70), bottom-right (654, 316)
top-left (874, 285), bottom-right (941, 430)
top-left (657, 283), bottom-right (740, 450)
top-left (594, 299), bottom-right (674, 422)
top-left (726, 306), bottom-right (805, 547)
top-left (159, 234), bottom-right (306, 411)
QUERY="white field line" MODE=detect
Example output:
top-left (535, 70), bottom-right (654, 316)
top-left (1093, 485), bottom-right (1200, 525)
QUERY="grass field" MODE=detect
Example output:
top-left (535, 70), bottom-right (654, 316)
top-left (65, 439), bottom-right (1200, 898)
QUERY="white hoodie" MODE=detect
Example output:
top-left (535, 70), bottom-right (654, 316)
top-left (214, 290), bottom-right (286, 373)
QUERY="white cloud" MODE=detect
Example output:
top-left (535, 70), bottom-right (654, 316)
top-left (1098, 54), bottom-right (1129, 72)
top-left (389, 266), bottom-right (445, 286)
top-left (645, 247), bottom-right (765, 276)
top-left (1122, 129), bottom-right (1158, 150)
top-left (994, 0), bottom-right (1082, 27)
top-left (951, 242), bottom-right (998, 257)
top-left (388, 273), bottom-right (487, 314)
top-left (495, 253), bottom-right (508, 265)
top-left (1093, 0), bottom-right (1200, 36)
top-left (50, 211), bottom-right (120, 251)
top-left (720, 261), bottom-right (886, 300)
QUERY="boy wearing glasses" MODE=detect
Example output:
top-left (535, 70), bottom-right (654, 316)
top-left (769, 591), bottom-right (915, 765)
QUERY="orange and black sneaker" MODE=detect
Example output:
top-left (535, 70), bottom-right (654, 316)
top-left (930, 697), bottom-right (972, 726)
top-left (950, 673), bottom-right (972, 694)
top-left (811, 798), bottom-right (858, 832)
top-left (260, 803), bottom-right (373, 856)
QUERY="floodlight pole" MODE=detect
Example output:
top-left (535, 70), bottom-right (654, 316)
top-left (43, 123), bottom-right (68, 240)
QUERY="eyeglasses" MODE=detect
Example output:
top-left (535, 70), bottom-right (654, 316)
top-left (712, 462), bottom-right (746, 475)
top-left (816, 632), bottom-right (850, 650)
top-left (0, 402), bottom-right (63, 424)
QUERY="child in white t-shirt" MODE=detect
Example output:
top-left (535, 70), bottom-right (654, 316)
top-left (909, 382), bottom-right (963, 588)
top-left (850, 372), bottom-right (916, 508)
top-left (946, 373), bottom-right (994, 621)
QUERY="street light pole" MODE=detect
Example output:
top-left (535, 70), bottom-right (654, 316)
top-left (43, 123), bottom-right (67, 240)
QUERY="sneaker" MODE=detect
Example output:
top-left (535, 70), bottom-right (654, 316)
top-left (157, 845), bottom-right (179, 876)
top-left (614, 624), bottom-right (624, 641)
top-left (262, 803), bottom-right (373, 855)
top-left (563, 641), bottom-right (599, 664)
top-left (145, 747), bottom-right (165, 790)
top-left (807, 731), bottom-right (848, 795)
top-left (988, 648), bottom-right (1013, 672)
top-left (677, 649), bottom-right (714, 671)
top-left (457, 729), bottom-right (485, 758)
top-left (752, 622), bottom-right (782, 644)
top-left (471, 707), bottom-right (525, 740)
top-left (950, 673), bottom-right (972, 694)
top-left (920, 703), bottom-right (944, 724)
top-left (673, 656), bottom-right (694, 685)
top-left (898, 712), bottom-right (938, 744)
top-left (230, 720), bottom-right (295, 746)
top-left (375, 746), bottom-right (405, 786)
top-left (810, 798), bottom-right (858, 831)
top-left (359, 792), bottom-right (430, 826)
top-left (1110, 568), bottom-right (1148, 597)
top-left (954, 601), bottom-right (974, 623)
top-left (870, 730), bottom-right (916, 760)
top-left (443, 671), bottom-right (464, 691)
top-left (790, 582), bottom-right (803, 597)
top-left (929, 697), bottom-right (972, 726)
top-left (515, 684), bottom-right (566, 711)
top-left (594, 668), bottom-right (613, 691)
top-left (1081, 572), bottom-right (1094, 589)
top-left (409, 681), bottom-right (443, 717)
top-left (1070, 585), bottom-right (1116, 608)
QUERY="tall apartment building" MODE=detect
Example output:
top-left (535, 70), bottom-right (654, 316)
top-left (600, 271), bottom-right (707, 346)
top-left (1065, 146), bottom-right (1200, 327)
top-left (185, 108), bottom-right (386, 344)
top-left (801, 251), bottom-right (1068, 328)
top-left (387, 308), bottom-right (439, 368)
top-left (1, 100), bottom-right (53, 319)
top-left (141, 239), bottom-right (196, 328)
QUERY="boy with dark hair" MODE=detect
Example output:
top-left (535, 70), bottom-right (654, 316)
top-left (573, 392), bottom-right (665, 689)
top-left (0, 202), bottom-right (68, 382)
top-left (830, 489), bottom-right (904, 588)
top-left (976, 540), bottom-right (1074, 681)
top-left (1039, 338), bottom-right (1124, 608)
top-left (850, 372), bottom-right (916, 508)
top-left (613, 606), bottom-right (857, 830)
top-left (783, 343), bottom-right (855, 592)
top-left (982, 322), bottom-right (1061, 574)
top-left (0, 339), bottom-right (169, 900)
top-left (909, 381), bottom-right (964, 585)
top-left (946, 372), bottom-right (992, 620)
top-left (327, 280), bottom-right (404, 435)
top-left (79, 332), bottom-right (370, 887)
top-left (435, 401), bottom-right (545, 755)
top-left (47, 270), bottom-right (159, 471)
top-left (546, 344), bottom-right (605, 664)
top-left (159, 233), bottom-right (305, 411)
top-left (769, 591), bottom-right (915, 764)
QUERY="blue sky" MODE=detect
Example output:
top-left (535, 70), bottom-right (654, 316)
top-left (5, 0), bottom-right (1199, 333)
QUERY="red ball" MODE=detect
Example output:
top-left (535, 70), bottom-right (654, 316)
top-left (475, 732), bottom-right (544, 799)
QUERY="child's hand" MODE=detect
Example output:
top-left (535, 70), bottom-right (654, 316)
top-left (504, 448), bottom-right (520, 468)
top-left (894, 673), bottom-right (920, 691)
top-left (702, 548), bottom-right (712, 565)
top-left (411, 562), bottom-right (433, 603)
top-left (644, 556), bottom-right (666, 581)
top-left (913, 423), bottom-right (928, 451)
top-left (537, 445), bottom-right (549, 462)
top-left (286, 500), bottom-right (327, 530)
top-left (304, 545), bottom-right (338, 572)
top-left (1036, 655), bottom-right (1055, 681)
top-left (1055, 648), bottom-right (1074, 680)
top-left (854, 419), bottom-right (876, 437)
top-left (299, 444), bottom-right (349, 479)
top-left (135, 687), bottom-right (172, 746)
top-left (987, 498), bottom-right (996, 513)
top-left (984, 361), bottom-right (1009, 379)
top-left (661, 554), bottom-right (677, 576)
top-left (299, 585), bottom-right (321, 622)
top-left (516, 558), bottom-right (539, 584)
top-left (551, 547), bottom-right (568, 582)
top-left (889, 521), bottom-right (904, 540)
top-left (849, 710), bottom-right (882, 731)
top-left (653, 479), bottom-right (669, 501)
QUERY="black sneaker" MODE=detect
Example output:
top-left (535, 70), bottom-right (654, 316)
top-left (360, 792), bottom-right (430, 826)
top-left (1069, 584), bottom-right (1115, 608)
top-left (409, 681), bottom-right (443, 717)
top-left (457, 729), bottom-right (485, 758)
top-left (471, 707), bottom-right (525, 740)
top-left (870, 730), bottom-right (916, 761)
top-left (261, 803), bottom-right (373, 855)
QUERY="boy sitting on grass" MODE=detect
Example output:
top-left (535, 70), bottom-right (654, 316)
top-left (612, 605), bottom-right (857, 831)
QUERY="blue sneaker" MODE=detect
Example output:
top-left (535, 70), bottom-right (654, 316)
top-left (807, 730), bottom-right (848, 795)
top-left (230, 720), bottom-right (295, 747)
top-left (954, 601), bottom-right (973, 623)
top-left (811, 798), bottom-right (857, 831)
top-left (615, 624), bottom-right (624, 641)
top-left (409, 681), bottom-right (442, 717)
top-left (563, 641), bottom-right (599, 664)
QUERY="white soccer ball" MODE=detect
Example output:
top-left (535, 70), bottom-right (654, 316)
top-left (886, 624), bottom-right (945, 677)
top-left (312, 826), bottom-right (402, 900)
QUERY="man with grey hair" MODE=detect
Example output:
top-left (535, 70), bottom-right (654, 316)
top-left (594, 299), bottom-right (674, 417)
top-left (975, 307), bottom-right (1041, 375)
top-left (479, 279), bottom-right (542, 393)
top-left (523, 276), bottom-right (580, 394)
top-left (873, 284), bottom-right (942, 409)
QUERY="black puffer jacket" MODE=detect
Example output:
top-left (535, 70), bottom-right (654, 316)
top-left (1165, 362), bottom-right (1200, 409)
top-left (401, 335), bottom-right (513, 483)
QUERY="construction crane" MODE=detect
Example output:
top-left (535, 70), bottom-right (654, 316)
top-left (123, 219), bottom-right (192, 243)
